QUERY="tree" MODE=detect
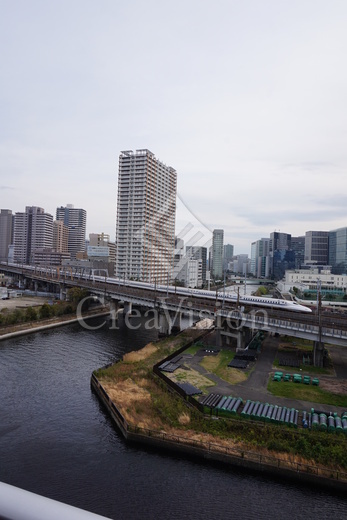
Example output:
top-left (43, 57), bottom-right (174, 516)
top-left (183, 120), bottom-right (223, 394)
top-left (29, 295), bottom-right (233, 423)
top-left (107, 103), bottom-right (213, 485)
top-left (325, 293), bottom-right (336, 301)
top-left (67, 287), bottom-right (89, 307)
top-left (40, 303), bottom-right (52, 319)
top-left (25, 306), bottom-right (37, 322)
top-left (254, 286), bottom-right (268, 296)
top-left (7, 309), bottom-right (24, 325)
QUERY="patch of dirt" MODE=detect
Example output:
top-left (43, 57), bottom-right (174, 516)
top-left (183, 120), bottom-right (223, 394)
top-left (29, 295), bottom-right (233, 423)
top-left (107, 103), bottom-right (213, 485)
top-left (0, 296), bottom-right (51, 311)
top-left (318, 377), bottom-right (347, 395)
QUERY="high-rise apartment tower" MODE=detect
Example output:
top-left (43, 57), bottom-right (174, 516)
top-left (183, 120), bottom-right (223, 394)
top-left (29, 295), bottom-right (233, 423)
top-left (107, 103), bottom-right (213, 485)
top-left (211, 229), bottom-right (224, 280)
top-left (0, 209), bottom-right (13, 261)
top-left (13, 206), bottom-right (53, 264)
top-left (115, 149), bottom-right (177, 283)
top-left (56, 204), bottom-right (87, 260)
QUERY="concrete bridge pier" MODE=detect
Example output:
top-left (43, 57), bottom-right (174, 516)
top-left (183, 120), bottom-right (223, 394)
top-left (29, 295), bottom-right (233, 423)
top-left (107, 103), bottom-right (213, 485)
top-left (216, 328), bottom-right (244, 349)
top-left (123, 301), bottom-right (132, 317)
top-left (217, 323), bottom-right (254, 350)
top-left (313, 341), bottom-right (325, 368)
top-left (242, 327), bottom-right (252, 347)
top-left (59, 285), bottom-right (67, 301)
top-left (109, 300), bottom-right (120, 327)
top-left (159, 312), bottom-right (171, 336)
top-left (171, 310), bottom-right (182, 333)
top-left (159, 310), bottom-right (183, 336)
top-left (215, 327), bottom-right (223, 347)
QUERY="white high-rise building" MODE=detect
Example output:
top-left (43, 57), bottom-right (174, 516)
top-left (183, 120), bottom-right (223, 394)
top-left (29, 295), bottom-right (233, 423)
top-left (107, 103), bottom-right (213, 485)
top-left (13, 206), bottom-right (53, 264)
top-left (176, 257), bottom-right (202, 288)
top-left (56, 204), bottom-right (87, 260)
top-left (115, 149), bottom-right (177, 283)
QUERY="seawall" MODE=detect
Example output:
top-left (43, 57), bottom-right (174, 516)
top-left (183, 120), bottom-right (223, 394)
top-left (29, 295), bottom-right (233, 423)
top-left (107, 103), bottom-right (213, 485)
top-left (91, 372), bottom-right (347, 492)
top-left (0, 308), bottom-right (110, 341)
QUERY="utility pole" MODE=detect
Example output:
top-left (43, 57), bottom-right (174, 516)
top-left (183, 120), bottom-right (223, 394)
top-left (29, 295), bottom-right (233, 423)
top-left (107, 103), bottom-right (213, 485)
top-left (314, 279), bottom-right (322, 367)
top-left (222, 268), bottom-right (226, 309)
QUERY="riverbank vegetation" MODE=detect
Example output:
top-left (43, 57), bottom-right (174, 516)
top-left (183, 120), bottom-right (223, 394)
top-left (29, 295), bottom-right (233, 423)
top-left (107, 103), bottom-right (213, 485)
top-left (0, 288), bottom-right (91, 329)
top-left (95, 330), bottom-right (347, 472)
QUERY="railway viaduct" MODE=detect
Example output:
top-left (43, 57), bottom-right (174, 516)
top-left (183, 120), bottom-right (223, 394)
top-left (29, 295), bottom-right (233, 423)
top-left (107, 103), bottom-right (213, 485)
top-left (2, 263), bottom-right (347, 367)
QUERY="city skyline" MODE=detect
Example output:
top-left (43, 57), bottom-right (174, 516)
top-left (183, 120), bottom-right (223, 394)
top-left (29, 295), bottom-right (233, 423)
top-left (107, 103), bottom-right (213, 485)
top-left (1, 1), bottom-right (347, 253)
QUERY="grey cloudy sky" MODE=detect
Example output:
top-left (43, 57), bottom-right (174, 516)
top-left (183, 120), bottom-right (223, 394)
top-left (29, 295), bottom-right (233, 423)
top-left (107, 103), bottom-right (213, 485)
top-left (1, 0), bottom-right (347, 254)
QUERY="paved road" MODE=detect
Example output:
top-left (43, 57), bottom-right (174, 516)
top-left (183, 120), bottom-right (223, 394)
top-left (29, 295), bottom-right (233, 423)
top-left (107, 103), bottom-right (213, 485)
top-left (329, 345), bottom-right (347, 379)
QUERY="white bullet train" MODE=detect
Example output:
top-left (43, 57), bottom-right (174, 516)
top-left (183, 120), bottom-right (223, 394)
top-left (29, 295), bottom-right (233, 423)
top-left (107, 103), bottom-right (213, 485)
top-left (1, 262), bottom-right (312, 313)
top-left (99, 276), bottom-right (312, 313)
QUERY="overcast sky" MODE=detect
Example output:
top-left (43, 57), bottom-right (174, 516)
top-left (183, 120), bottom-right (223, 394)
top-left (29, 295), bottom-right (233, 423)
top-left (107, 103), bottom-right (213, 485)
top-left (1, 0), bottom-right (347, 254)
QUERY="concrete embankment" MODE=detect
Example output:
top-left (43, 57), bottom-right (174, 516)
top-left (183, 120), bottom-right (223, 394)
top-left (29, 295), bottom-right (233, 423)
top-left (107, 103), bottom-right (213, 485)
top-left (0, 307), bottom-right (110, 341)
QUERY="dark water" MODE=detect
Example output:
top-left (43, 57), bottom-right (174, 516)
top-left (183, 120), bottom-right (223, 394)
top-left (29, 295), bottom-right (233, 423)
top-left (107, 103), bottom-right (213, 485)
top-left (0, 316), bottom-right (346, 520)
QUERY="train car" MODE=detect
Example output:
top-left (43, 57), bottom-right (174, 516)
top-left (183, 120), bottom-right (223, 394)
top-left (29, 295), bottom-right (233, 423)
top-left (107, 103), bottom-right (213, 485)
top-left (5, 264), bottom-right (311, 313)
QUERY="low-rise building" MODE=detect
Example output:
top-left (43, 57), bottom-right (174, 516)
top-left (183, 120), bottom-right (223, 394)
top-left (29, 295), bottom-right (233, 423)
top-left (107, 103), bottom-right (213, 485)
top-left (278, 268), bottom-right (347, 296)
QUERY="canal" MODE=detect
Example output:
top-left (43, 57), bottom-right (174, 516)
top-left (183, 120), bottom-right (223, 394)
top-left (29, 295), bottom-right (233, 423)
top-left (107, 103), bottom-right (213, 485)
top-left (0, 316), bottom-right (346, 519)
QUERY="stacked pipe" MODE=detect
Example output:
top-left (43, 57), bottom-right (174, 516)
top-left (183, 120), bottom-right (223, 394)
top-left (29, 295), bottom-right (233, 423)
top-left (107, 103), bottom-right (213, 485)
top-left (200, 394), bottom-right (243, 416)
top-left (304, 409), bottom-right (347, 433)
top-left (239, 400), bottom-right (298, 427)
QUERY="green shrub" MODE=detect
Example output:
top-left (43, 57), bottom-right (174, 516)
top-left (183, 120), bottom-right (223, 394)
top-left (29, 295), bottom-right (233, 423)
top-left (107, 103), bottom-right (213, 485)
top-left (25, 306), bottom-right (37, 322)
top-left (39, 303), bottom-right (52, 319)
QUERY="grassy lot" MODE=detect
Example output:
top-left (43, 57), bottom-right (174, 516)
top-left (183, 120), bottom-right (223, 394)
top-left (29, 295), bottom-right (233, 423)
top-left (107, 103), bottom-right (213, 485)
top-left (170, 367), bottom-right (216, 393)
top-left (268, 379), bottom-right (347, 407)
top-left (200, 349), bottom-right (248, 384)
top-left (184, 342), bottom-right (206, 355)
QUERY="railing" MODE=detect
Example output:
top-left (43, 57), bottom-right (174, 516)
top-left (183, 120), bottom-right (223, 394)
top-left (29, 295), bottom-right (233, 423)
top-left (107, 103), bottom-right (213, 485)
top-left (0, 481), bottom-right (111, 520)
top-left (222, 311), bottom-right (347, 343)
